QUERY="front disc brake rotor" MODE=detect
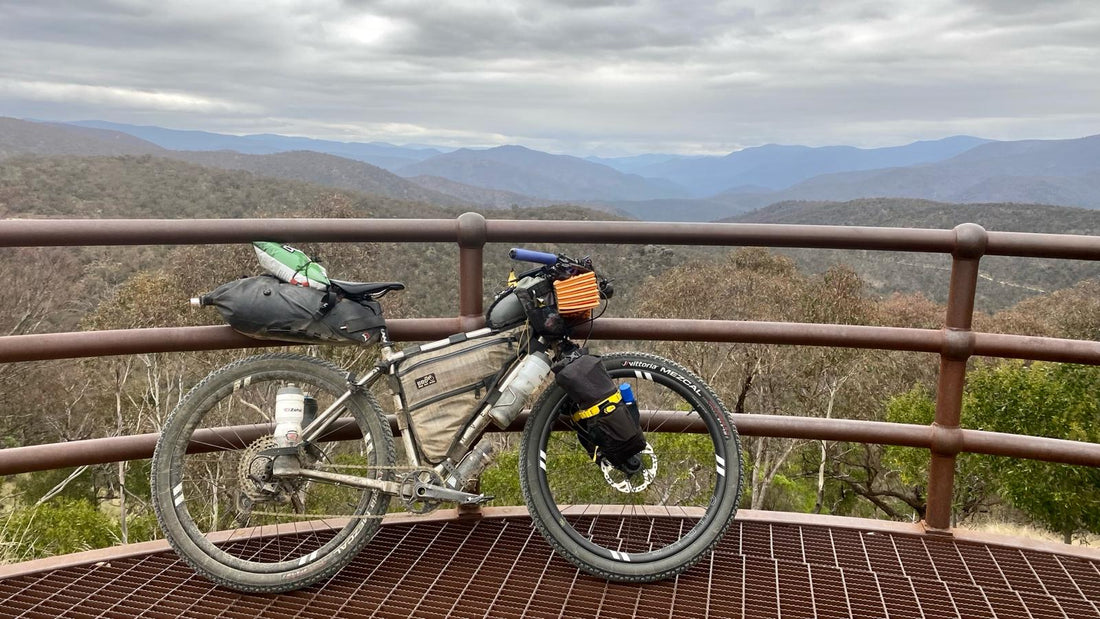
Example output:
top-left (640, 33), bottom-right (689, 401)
top-left (600, 443), bottom-right (658, 493)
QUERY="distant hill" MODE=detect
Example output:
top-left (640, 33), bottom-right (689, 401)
top-left (68, 120), bottom-right (280, 154)
top-left (0, 154), bottom-right (451, 220)
top-left (167, 150), bottom-right (470, 207)
top-left (234, 134), bottom-right (443, 170)
top-left (396, 145), bottom-right (691, 202)
top-left (600, 198), bottom-right (737, 222)
top-left (584, 153), bottom-right (695, 174)
top-left (406, 175), bottom-right (554, 208)
top-left (1, 117), bottom-right (165, 159)
top-left (730, 197), bottom-right (1100, 232)
top-left (15, 118), bottom-right (1100, 228)
top-left (5, 152), bottom-right (1100, 314)
top-left (1, 119), bottom-right (469, 208)
top-left (712, 135), bottom-right (1100, 214)
top-left (727, 197), bottom-right (1100, 310)
top-left (635, 136), bottom-right (991, 196)
top-left (0, 154), bottom-right (699, 320)
top-left (69, 120), bottom-right (444, 170)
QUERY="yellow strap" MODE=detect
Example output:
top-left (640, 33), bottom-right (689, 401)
top-left (571, 390), bottom-right (623, 422)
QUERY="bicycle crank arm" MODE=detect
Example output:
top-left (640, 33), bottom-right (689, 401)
top-left (413, 483), bottom-right (494, 505)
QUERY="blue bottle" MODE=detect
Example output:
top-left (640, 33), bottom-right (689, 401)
top-left (618, 383), bottom-right (634, 404)
top-left (619, 383), bottom-right (640, 424)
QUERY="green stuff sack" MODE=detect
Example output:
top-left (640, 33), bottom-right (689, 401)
top-left (253, 242), bottom-right (330, 289)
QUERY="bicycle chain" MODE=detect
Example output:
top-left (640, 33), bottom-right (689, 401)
top-left (239, 461), bottom-right (447, 520)
top-left (244, 510), bottom-right (388, 520)
top-left (311, 463), bottom-right (433, 472)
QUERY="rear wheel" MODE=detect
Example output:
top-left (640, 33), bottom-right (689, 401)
top-left (520, 352), bottom-right (742, 582)
top-left (151, 354), bottom-right (395, 593)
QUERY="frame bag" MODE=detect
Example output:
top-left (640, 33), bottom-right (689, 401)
top-left (396, 331), bottom-right (522, 463)
top-left (204, 275), bottom-right (385, 344)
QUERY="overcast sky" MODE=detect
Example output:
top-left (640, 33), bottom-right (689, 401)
top-left (2, 0), bottom-right (1099, 156)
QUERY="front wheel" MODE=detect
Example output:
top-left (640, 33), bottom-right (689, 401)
top-left (520, 352), bottom-right (742, 582)
top-left (151, 354), bottom-right (396, 593)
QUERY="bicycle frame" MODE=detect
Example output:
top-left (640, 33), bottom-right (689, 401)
top-left (294, 325), bottom-right (535, 504)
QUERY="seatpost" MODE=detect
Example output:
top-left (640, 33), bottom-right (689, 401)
top-left (378, 328), bottom-right (398, 361)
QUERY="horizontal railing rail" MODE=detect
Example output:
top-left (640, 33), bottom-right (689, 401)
top-left (2, 412), bottom-right (1098, 478)
top-left (2, 213), bottom-right (1099, 532)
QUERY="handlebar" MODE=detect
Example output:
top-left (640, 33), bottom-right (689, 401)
top-left (507, 247), bottom-right (613, 299)
top-left (509, 248), bottom-right (558, 265)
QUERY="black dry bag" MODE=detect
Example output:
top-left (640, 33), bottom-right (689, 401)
top-left (204, 275), bottom-right (385, 344)
top-left (552, 351), bottom-right (646, 471)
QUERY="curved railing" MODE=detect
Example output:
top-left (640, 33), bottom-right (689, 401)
top-left (1, 213), bottom-right (1099, 533)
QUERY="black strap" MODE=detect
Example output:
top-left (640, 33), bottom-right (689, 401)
top-left (318, 287), bottom-right (338, 316)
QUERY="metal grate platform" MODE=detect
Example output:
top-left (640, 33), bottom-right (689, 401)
top-left (1, 511), bottom-right (1098, 618)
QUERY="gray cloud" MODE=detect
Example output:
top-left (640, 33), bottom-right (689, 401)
top-left (1, 0), bottom-right (1098, 155)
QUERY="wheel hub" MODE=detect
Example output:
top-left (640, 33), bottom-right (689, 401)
top-left (238, 435), bottom-right (285, 501)
top-left (600, 443), bottom-right (658, 493)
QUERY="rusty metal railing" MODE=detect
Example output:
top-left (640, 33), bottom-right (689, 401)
top-left (2, 213), bottom-right (1100, 532)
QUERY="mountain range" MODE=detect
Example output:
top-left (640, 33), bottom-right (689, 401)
top-left (703, 135), bottom-right (1100, 216)
top-left (6, 122), bottom-right (1100, 312)
top-left (395, 145), bottom-right (689, 202)
top-left (68, 120), bottom-right (445, 170)
top-left (634, 136), bottom-right (993, 196)
top-left (4, 117), bottom-right (1100, 221)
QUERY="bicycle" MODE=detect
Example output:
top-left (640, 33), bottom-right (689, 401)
top-left (151, 247), bottom-right (743, 593)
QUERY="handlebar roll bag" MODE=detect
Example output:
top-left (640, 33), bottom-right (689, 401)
top-left (485, 288), bottom-right (525, 330)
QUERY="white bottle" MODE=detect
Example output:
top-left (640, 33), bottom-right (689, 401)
top-left (488, 351), bottom-right (551, 428)
top-left (274, 385), bottom-right (306, 447)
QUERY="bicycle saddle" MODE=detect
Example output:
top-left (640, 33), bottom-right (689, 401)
top-left (330, 279), bottom-right (406, 299)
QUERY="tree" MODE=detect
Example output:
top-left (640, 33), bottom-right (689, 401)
top-left (638, 249), bottom-right (896, 511)
top-left (968, 361), bottom-right (1100, 542)
top-left (884, 387), bottom-right (1000, 523)
top-left (886, 362), bottom-right (1100, 540)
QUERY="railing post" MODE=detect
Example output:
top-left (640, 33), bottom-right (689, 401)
top-left (925, 223), bottom-right (987, 531)
top-left (456, 212), bottom-right (487, 332)
top-left (455, 212), bottom-right (488, 517)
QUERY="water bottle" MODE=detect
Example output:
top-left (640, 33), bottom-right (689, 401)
top-left (447, 437), bottom-right (497, 489)
top-left (274, 385), bottom-right (305, 447)
top-left (488, 351), bottom-right (551, 428)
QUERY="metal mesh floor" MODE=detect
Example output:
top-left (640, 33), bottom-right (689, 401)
top-left (2, 513), bottom-right (1098, 618)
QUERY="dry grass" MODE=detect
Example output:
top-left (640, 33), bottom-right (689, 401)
top-left (957, 517), bottom-right (1099, 547)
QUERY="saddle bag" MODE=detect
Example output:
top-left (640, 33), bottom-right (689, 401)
top-left (204, 275), bottom-right (385, 344)
top-left (396, 331), bottom-right (522, 463)
top-left (553, 351), bottom-right (646, 470)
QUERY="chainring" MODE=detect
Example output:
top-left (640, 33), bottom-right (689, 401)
top-left (398, 469), bottom-right (445, 514)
